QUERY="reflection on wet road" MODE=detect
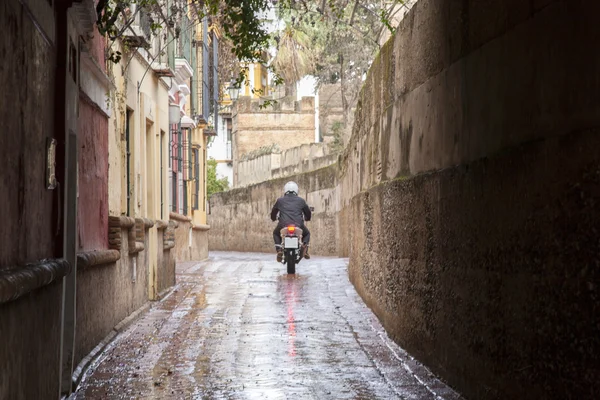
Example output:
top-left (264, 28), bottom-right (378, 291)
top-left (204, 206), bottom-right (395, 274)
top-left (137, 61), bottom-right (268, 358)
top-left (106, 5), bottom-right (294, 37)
top-left (74, 252), bottom-right (463, 399)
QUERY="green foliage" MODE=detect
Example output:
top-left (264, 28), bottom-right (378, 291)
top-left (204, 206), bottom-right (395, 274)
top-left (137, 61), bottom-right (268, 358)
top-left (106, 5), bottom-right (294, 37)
top-left (328, 120), bottom-right (345, 154)
top-left (96, 0), bottom-right (409, 110)
top-left (207, 158), bottom-right (229, 197)
top-left (96, 0), bottom-right (160, 39)
top-left (270, 0), bottom-right (404, 125)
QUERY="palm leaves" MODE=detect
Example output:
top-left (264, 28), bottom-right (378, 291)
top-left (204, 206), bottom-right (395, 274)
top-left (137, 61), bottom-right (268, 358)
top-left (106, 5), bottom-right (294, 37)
top-left (272, 24), bottom-right (317, 96)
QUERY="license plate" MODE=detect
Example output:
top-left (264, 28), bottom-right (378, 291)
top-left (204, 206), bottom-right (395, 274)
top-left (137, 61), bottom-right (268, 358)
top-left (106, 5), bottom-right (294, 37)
top-left (284, 237), bottom-right (299, 248)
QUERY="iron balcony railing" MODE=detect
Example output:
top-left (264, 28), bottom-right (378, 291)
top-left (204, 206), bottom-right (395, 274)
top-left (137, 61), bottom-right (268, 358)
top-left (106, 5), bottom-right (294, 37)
top-left (139, 8), bottom-right (152, 41)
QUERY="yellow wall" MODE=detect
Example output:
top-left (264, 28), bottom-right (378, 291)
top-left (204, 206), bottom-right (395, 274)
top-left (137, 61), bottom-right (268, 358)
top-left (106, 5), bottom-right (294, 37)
top-left (242, 62), bottom-right (269, 98)
top-left (107, 43), bottom-right (170, 299)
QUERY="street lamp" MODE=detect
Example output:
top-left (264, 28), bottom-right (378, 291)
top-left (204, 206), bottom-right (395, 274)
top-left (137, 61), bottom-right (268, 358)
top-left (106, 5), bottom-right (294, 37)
top-left (227, 79), bottom-right (241, 102)
top-left (169, 103), bottom-right (181, 124)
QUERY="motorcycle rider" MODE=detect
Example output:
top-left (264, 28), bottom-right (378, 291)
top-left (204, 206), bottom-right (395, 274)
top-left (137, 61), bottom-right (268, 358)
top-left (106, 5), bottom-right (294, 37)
top-left (271, 181), bottom-right (311, 262)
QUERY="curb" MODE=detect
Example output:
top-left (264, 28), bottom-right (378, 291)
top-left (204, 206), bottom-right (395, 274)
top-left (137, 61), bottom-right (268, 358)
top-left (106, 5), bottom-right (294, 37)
top-left (70, 286), bottom-right (177, 392)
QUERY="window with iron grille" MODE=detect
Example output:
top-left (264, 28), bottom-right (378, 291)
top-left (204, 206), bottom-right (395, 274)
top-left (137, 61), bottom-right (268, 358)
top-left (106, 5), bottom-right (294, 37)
top-left (182, 129), bottom-right (190, 181)
top-left (203, 149), bottom-right (207, 211)
top-left (213, 34), bottom-right (219, 132)
top-left (182, 129), bottom-right (193, 215)
top-left (192, 148), bottom-right (200, 210)
top-left (170, 124), bottom-right (180, 212)
top-left (126, 110), bottom-right (133, 216)
top-left (209, 32), bottom-right (219, 132)
top-left (201, 17), bottom-right (210, 122)
top-left (139, 8), bottom-right (152, 41)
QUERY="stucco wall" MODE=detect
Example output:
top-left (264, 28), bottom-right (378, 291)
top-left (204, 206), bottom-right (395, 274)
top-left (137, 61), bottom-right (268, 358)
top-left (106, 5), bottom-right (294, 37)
top-left (210, 0), bottom-right (600, 398)
top-left (78, 98), bottom-right (109, 251)
top-left (75, 219), bottom-right (177, 367)
top-left (75, 229), bottom-right (149, 365)
top-left (170, 213), bottom-right (209, 263)
top-left (156, 226), bottom-right (176, 296)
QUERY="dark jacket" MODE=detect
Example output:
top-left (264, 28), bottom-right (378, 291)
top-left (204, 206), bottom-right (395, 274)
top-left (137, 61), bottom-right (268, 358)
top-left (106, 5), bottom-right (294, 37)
top-left (271, 193), bottom-right (311, 226)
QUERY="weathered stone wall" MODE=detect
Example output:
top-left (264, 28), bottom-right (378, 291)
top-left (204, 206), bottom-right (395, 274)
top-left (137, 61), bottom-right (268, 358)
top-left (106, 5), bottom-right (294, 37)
top-left (209, 164), bottom-right (339, 256)
top-left (318, 83), bottom-right (351, 145)
top-left (347, 130), bottom-right (600, 400)
top-left (234, 96), bottom-right (315, 157)
top-left (236, 152), bottom-right (280, 188)
top-left (235, 142), bottom-right (336, 188)
top-left (210, 0), bottom-right (600, 398)
top-left (233, 96), bottom-right (316, 186)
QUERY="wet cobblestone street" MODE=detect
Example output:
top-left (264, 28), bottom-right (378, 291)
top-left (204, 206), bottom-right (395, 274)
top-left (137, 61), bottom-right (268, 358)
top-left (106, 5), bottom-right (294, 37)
top-left (73, 252), bottom-right (463, 399)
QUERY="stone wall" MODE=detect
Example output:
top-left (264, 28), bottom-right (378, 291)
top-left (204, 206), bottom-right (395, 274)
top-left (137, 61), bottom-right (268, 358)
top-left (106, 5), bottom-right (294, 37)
top-left (210, 0), bottom-right (600, 398)
top-left (318, 83), bottom-right (349, 145)
top-left (209, 164), bottom-right (339, 256)
top-left (235, 142), bottom-right (336, 188)
top-left (236, 152), bottom-right (280, 188)
top-left (233, 96), bottom-right (316, 186)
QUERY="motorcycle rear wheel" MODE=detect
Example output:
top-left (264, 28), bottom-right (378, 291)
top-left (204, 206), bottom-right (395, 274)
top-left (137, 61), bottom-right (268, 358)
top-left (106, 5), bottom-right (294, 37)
top-left (286, 250), bottom-right (296, 274)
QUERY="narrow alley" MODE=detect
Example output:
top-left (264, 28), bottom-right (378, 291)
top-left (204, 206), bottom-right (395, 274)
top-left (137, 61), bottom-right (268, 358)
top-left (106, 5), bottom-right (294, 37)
top-left (73, 253), bottom-right (462, 400)
top-left (3, 0), bottom-right (599, 398)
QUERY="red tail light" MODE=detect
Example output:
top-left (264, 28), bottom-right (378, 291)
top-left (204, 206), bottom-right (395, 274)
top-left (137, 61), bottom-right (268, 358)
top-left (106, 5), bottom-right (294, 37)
top-left (287, 225), bottom-right (296, 233)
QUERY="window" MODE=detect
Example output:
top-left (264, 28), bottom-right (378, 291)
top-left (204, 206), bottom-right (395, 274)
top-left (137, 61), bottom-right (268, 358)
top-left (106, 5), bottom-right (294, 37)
top-left (171, 171), bottom-right (177, 212)
top-left (192, 148), bottom-right (200, 210)
top-left (125, 109), bottom-right (133, 216)
top-left (170, 124), bottom-right (179, 212)
top-left (160, 130), bottom-right (165, 219)
top-left (203, 149), bottom-right (207, 211)
top-left (201, 17), bottom-right (210, 121)
top-left (226, 118), bottom-right (232, 142)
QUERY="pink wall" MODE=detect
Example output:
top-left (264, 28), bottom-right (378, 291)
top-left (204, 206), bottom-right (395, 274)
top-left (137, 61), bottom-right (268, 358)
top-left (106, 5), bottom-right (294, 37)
top-left (77, 29), bottom-right (109, 251)
top-left (89, 24), bottom-right (106, 72)
top-left (77, 99), bottom-right (109, 251)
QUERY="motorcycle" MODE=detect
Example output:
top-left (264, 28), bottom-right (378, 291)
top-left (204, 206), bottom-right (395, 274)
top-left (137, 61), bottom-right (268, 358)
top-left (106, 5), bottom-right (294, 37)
top-left (280, 224), bottom-right (304, 274)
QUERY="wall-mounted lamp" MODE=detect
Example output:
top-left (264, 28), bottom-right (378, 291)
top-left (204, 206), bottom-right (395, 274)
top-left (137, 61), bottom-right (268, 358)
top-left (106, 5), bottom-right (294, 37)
top-left (227, 79), bottom-right (241, 102)
top-left (169, 103), bottom-right (181, 124)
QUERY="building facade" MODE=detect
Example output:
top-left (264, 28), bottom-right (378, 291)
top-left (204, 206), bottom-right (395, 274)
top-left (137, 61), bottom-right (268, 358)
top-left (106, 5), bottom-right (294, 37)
top-left (207, 60), bottom-right (269, 186)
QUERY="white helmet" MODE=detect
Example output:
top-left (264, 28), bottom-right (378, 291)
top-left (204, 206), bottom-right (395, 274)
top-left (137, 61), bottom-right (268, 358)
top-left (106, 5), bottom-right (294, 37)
top-left (284, 181), bottom-right (299, 195)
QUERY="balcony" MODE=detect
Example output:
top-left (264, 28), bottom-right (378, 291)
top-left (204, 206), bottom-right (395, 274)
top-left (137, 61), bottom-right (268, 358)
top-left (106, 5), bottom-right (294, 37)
top-left (122, 8), bottom-right (152, 48)
top-left (174, 58), bottom-right (193, 86)
top-left (151, 62), bottom-right (175, 78)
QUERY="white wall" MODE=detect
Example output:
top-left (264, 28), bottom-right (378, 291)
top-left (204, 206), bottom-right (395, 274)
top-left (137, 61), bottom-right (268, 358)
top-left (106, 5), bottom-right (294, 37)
top-left (207, 113), bottom-right (233, 186)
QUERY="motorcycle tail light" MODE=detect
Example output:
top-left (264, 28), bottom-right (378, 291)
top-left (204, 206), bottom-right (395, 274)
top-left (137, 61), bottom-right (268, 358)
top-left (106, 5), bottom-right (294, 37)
top-left (287, 226), bottom-right (296, 233)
